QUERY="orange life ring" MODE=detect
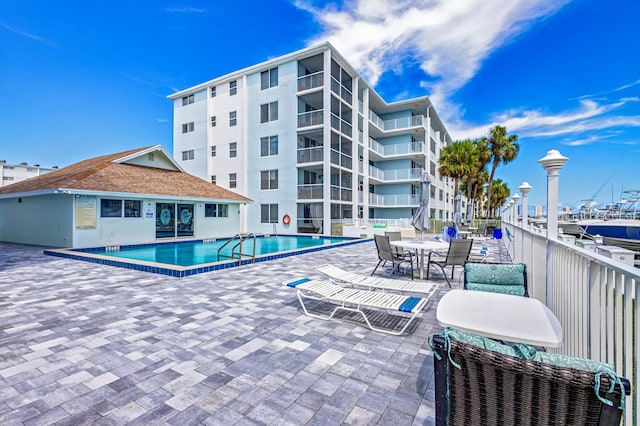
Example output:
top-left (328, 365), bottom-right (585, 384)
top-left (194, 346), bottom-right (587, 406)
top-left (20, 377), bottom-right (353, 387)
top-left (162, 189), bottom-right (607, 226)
top-left (282, 214), bottom-right (291, 225)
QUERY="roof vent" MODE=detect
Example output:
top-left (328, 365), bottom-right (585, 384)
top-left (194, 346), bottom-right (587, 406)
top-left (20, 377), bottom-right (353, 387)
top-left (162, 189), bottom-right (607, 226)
top-left (148, 153), bottom-right (155, 161)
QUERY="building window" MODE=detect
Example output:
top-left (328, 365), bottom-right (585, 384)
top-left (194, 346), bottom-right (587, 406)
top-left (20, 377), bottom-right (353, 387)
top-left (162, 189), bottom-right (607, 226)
top-left (182, 150), bottom-right (195, 161)
top-left (229, 111), bottom-right (237, 127)
top-left (211, 116), bottom-right (216, 127)
top-left (3, 176), bottom-right (14, 181)
top-left (260, 169), bottom-right (278, 190)
top-left (229, 173), bottom-right (237, 188)
top-left (261, 68), bottom-right (278, 90)
top-left (211, 146), bottom-right (216, 157)
top-left (211, 175), bottom-right (216, 184)
top-left (181, 94), bottom-right (194, 106)
top-left (229, 80), bottom-right (237, 96)
top-left (101, 199), bottom-right (122, 218)
top-left (124, 200), bottom-right (141, 217)
top-left (229, 142), bottom-right (237, 158)
top-left (210, 86), bottom-right (216, 97)
top-left (261, 204), bottom-right (279, 223)
top-left (260, 101), bottom-right (278, 123)
top-left (260, 135), bottom-right (278, 156)
top-left (181, 122), bottom-right (194, 133)
top-left (204, 203), bottom-right (229, 217)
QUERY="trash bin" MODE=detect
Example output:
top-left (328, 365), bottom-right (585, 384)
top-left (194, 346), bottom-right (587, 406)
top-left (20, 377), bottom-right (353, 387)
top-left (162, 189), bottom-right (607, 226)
top-left (492, 228), bottom-right (503, 239)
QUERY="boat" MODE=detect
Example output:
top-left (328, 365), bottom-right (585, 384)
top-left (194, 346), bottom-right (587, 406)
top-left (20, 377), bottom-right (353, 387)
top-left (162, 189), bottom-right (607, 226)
top-left (576, 190), bottom-right (640, 252)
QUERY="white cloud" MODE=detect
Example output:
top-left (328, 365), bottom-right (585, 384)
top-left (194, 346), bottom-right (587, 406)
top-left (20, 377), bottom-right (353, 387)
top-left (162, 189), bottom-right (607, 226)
top-left (165, 7), bottom-right (208, 14)
top-left (1, 22), bottom-right (55, 46)
top-left (297, 0), bottom-right (570, 119)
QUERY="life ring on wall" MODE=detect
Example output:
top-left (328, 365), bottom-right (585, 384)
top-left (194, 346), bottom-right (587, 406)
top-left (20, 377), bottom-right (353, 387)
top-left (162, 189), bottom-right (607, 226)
top-left (282, 213), bottom-right (291, 225)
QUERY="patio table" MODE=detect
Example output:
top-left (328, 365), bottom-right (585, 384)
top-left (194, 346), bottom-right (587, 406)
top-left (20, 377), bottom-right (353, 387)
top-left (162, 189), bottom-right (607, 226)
top-left (436, 289), bottom-right (563, 347)
top-left (391, 239), bottom-right (449, 279)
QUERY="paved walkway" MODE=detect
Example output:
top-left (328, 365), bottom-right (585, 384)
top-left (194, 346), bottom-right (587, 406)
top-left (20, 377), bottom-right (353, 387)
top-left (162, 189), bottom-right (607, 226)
top-left (0, 237), bottom-right (507, 425)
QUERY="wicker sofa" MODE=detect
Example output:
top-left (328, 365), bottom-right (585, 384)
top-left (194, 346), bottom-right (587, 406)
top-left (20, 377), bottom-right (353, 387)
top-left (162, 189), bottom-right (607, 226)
top-left (431, 329), bottom-right (630, 425)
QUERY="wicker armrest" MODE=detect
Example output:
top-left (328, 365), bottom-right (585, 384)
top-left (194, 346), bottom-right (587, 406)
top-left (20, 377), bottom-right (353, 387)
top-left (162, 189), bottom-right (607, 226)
top-left (431, 333), bottom-right (630, 426)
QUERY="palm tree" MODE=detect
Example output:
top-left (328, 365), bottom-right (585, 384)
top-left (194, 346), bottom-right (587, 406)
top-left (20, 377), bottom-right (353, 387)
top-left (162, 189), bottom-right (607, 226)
top-left (438, 140), bottom-right (473, 196)
top-left (485, 125), bottom-right (519, 217)
top-left (489, 179), bottom-right (511, 217)
top-left (460, 139), bottom-right (491, 221)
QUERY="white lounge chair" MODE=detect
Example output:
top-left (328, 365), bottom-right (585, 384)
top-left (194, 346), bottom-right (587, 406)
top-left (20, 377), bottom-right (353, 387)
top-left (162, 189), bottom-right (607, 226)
top-left (284, 278), bottom-right (428, 335)
top-left (317, 264), bottom-right (439, 297)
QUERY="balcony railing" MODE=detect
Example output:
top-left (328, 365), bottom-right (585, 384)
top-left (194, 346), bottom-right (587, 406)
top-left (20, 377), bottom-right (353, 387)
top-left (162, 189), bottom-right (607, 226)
top-left (297, 71), bottom-right (323, 91)
top-left (330, 113), bottom-right (352, 136)
top-left (368, 111), bottom-right (425, 132)
top-left (330, 77), bottom-right (352, 104)
top-left (368, 193), bottom-right (419, 206)
top-left (368, 137), bottom-right (425, 157)
top-left (297, 184), bottom-right (323, 199)
top-left (368, 166), bottom-right (422, 182)
top-left (297, 147), bottom-right (323, 163)
top-left (504, 221), bottom-right (640, 425)
top-left (298, 110), bottom-right (323, 128)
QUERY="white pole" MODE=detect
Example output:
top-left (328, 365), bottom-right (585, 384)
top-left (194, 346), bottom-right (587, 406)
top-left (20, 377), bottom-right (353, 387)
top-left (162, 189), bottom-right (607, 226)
top-left (519, 182), bottom-right (532, 227)
top-left (538, 150), bottom-right (569, 240)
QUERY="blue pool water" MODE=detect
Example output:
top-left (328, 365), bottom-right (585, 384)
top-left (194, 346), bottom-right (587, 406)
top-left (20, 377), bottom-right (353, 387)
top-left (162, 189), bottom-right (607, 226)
top-left (93, 235), bottom-right (349, 266)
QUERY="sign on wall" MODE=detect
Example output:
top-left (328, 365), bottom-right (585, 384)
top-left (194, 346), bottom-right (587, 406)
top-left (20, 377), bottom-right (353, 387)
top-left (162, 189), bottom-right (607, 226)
top-left (75, 195), bottom-right (97, 229)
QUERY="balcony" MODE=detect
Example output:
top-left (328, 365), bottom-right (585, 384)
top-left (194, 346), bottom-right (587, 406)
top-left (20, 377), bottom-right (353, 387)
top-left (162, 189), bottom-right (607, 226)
top-left (368, 193), bottom-right (419, 207)
top-left (369, 111), bottom-right (425, 132)
top-left (330, 186), bottom-right (352, 202)
top-left (369, 166), bottom-right (422, 182)
top-left (330, 149), bottom-right (352, 168)
top-left (297, 71), bottom-right (323, 92)
top-left (330, 113), bottom-right (352, 137)
top-left (297, 184), bottom-right (323, 200)
top-left (368, 138), bottom-right (425, 157)
top-left (298, 110), bottom-right (323, 128)
top-left (297, 147), bottom-right (323, 164)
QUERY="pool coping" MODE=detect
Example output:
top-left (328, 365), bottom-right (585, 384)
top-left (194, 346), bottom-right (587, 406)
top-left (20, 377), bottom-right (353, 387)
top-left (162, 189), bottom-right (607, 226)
top-left (44, 235), bottom-right (371, 277)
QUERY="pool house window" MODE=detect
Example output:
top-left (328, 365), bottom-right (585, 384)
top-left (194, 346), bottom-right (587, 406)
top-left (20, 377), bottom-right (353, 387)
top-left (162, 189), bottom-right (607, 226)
top-left (204, 203), bottom-right (228, 217)
top-left (101, 199), bottom-right (141, 218)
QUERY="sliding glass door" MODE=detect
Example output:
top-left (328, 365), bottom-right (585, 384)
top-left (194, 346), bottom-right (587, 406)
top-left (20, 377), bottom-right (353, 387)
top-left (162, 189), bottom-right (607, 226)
top-left (156, 203), bottom-right (194, 238)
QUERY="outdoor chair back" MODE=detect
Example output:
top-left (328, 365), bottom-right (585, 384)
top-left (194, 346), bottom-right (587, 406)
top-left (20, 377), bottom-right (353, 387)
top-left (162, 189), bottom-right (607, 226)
top-left (426, 238), bottom-right (473, 287)
top-left (431, 330), bottom-right (630, 426)
top-left (372, 234), bottom-right (414, 279)
top-left (464, 262), bottom-right (529, 297)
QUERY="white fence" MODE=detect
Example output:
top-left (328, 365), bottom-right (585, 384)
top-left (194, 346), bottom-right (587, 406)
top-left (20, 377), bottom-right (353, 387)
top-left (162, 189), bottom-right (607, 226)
top-left (503, 221), bottom-right (639, 425)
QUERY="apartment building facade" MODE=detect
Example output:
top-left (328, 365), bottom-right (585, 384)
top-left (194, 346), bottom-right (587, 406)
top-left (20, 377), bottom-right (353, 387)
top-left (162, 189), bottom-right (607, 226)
top-left (168, 42), bottom-right (456, 235)
top-left (0, 161), bottom-right (55, 187)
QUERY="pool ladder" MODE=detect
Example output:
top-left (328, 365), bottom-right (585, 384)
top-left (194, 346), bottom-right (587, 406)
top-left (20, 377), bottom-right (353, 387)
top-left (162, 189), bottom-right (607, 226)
top-left (217, 233), bottom-right (257, 264)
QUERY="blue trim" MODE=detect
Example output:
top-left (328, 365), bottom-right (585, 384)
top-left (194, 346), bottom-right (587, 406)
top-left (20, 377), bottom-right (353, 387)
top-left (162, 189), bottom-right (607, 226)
top-left (399, 296), bottom-right (422, 312)
top-left (287, 278), bottom-right (312, 287)
top-left (43, 236), bottom-right (370, 278)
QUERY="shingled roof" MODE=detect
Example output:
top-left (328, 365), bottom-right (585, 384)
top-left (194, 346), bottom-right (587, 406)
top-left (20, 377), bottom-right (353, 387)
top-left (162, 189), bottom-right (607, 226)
top-left (0, 145), bottom-right (251, 203)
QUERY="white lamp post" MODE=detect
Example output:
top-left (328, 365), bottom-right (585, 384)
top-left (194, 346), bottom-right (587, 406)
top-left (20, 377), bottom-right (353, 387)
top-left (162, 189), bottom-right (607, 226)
top-left (518, 182), bottom-right (532, 227)
top-left (506, 200), bottom-right (514, 222)
top-left (511, 193), bottom-right (521, 223)
top-left (538, 149), bottom-right (569, 240)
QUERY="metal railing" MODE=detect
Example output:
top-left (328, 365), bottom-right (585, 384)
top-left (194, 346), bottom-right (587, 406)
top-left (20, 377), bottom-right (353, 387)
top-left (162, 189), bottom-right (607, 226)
top-left (368, 193), bottom-right (419, 206)
top-left (368, 111), bottom-right (425, 132)
top-left (368, 166), bottom-right (422, 182)
top-left (217, 233), bottom-right (257, 264)
top-left (297, 184), bottom-right (323, 199)
top-left (297, 71), bottom-right (323, 91)
top-left (504, 221), bottom-right (639, 425)
top-left (297, 147), bottom-right (323, 163)
top-left (368, 138), bottom-right (425, 157)
top-left (297, 110), bottom-right (323, 128)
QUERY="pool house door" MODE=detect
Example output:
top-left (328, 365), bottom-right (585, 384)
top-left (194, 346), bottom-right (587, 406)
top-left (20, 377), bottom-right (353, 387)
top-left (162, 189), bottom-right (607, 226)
top-left (156, 203), bottom-right (194, 238)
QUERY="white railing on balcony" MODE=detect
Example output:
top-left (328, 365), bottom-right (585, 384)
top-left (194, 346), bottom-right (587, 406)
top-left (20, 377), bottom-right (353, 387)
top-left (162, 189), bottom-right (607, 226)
top-left (368, 166), bottom-right (422, 182)
top-left (368, 193), bottom-right (419, 206)
top-left (429, 127), bottom-right (437, 141)
top-left (504, 221), bottom-right (639, 425)
top-left (297, 184), bottom-right (323, 199)
top-left (297, 110), bottom-right (323, 128)
top-left (368, 111), bottom-right (426, 132)
top-left (330, 186), bottom-right (352, 202)
top-left (297, 147), bottom-right (323, 163)
top-left (297, 71), bottom-right (323, 91)
top-left (368, 137), bottom-right (425, 157)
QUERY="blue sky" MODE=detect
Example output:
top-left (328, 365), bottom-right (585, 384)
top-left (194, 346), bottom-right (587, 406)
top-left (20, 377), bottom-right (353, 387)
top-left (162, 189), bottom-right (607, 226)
top-left (1, 0), bottom-right (638, 209)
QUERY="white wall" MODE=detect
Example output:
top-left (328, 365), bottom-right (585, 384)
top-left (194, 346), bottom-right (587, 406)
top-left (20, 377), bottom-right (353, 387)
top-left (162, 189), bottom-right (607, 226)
top-left (0, 194), bottom-right (73, 247)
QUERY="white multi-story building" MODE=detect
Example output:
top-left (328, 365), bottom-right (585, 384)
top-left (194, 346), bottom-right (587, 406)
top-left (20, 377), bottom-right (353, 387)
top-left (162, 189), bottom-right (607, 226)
top-left (168, 42), bottom-right (455, 235)
top-left (0, 161), bottom-right (55, 187)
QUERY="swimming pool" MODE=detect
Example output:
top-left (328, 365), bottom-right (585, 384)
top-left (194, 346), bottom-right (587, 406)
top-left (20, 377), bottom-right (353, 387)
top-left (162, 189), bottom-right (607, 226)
top-left (44, 235), bottom-right (367, 277)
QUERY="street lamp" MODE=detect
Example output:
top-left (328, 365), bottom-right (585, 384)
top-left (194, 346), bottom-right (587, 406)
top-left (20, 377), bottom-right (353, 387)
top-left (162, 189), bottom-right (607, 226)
top-left (518, 182), bottom-right (532, 227)
top-left (538, 149), bottom-right (569, 240)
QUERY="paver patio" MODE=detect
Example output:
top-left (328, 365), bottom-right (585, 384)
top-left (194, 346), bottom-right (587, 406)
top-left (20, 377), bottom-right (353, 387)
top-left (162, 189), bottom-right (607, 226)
top-left (0, 238), bottom-right (507, 425)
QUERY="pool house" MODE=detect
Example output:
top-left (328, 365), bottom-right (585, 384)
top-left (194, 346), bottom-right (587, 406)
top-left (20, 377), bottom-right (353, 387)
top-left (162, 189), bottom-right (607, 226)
top-left (0, 145), bottom-right (251, 248)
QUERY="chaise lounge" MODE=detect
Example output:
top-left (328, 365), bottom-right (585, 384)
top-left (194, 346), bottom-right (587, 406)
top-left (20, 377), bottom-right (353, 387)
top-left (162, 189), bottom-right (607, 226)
top-left (284, 278), bottom-right (429, 335)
